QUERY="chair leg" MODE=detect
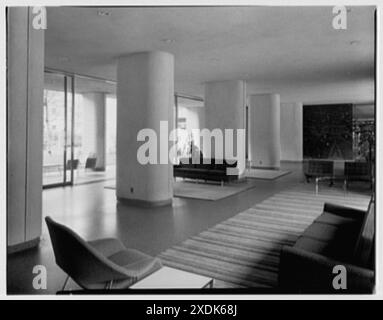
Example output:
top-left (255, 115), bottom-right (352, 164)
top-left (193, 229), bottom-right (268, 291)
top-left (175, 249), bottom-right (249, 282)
top-left (61, 275), bottom-right (70, 291)
top-left (105, 280), bottom-right (113, 290)
top-left (315, 177), bottom-right (319, 195)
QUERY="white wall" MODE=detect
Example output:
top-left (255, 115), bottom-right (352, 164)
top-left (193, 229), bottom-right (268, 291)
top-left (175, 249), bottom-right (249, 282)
top-left (7, 8), bottom-right (44, 249)
top-left (280, 102), bottom-right (303, 161)
top-left (81, 92), bottom-right (106, 169)
top-left (249, 94), bottom-right (281, 169)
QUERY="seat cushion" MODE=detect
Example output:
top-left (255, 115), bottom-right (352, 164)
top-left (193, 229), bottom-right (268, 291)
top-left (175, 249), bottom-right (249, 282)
top-left (193, 164), bottom-right (208, 170)
top-left (81, 244), bottom-right (162, 290)
top-left (86, 255), bottom-right (162, 289)
top-left (207, 169), bottom-right (226, 175)
top-left (295, 233), bottom-right (353, 262)
top-left (300, 219), bottom-right (361, 261)
top-left (108, 249), bottom-right (162, 286)
top-left (175, 168), bottom-right (197, 172)
top-left (295, 236), bottom-right (331, 256)
top-left (88, 238), bottom-right (126, 257)
top-left (108, 248), bottom-right (154, 267)
top-left (315, 212), bottom-right (357, 226)
top-left (302, 222), bottom-right (340, 242)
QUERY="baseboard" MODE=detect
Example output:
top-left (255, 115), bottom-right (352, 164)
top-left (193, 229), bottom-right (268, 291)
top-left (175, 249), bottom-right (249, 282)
top-left (251, 166), bottom-right (280, 170)
top-left (117, 197), bottom-right (172, 208)
top-left (7, 237), bottom-right (40, 254)
top-left (280, 160), bottom-right (303, 163)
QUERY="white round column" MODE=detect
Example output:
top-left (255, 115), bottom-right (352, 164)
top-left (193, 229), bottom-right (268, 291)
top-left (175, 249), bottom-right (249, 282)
top-left (116, 51), bottom-right (174, 206)
top-left (204, 80), bottom-right (246, 175)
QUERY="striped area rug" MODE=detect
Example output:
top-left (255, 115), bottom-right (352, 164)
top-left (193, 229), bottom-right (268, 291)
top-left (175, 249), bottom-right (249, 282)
top-left (158, 185), bottom-right (371, 288)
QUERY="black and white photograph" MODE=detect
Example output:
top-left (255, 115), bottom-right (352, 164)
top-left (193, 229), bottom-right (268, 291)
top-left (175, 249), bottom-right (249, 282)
top-left (3, 2), bottom-right (379, 299)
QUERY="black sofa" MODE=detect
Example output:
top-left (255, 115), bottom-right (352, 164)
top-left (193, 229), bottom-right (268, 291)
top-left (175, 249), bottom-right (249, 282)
top-left (173, 157), bottom-right (239, 184)
top-left (279, 200), bottom-right (375, 293)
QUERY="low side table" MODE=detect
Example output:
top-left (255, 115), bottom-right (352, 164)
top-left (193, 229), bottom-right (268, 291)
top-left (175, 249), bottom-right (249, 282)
top-left (130, 266), bottom-right (214, 289)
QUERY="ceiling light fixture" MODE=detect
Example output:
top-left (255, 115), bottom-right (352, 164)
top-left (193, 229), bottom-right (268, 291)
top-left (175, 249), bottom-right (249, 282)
top-left (349, 40), bottom-right (360, 46)
top-left (97, 10), bottom-right (110, 16)
top-left (58, 56), bottom-right (70, 62)
top-left (161, 39), bottom-right (175, 44)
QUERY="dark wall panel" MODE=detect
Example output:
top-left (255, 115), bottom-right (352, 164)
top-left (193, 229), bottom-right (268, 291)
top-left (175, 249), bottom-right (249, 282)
top-left (303, 104), bottom-right (353, 160)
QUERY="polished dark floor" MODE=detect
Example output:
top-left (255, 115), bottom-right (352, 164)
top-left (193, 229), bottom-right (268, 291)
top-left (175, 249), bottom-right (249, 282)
top-left (8, 162), bottom-right (314, 294)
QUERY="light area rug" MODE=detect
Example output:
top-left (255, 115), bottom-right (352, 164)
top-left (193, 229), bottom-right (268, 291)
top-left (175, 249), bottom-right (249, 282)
top-left (158, 185), bottom-right (371, 288)
top-left (173, 179), bottom-right (257, 201)
top-left (245, 168), bottom-right (290, 180)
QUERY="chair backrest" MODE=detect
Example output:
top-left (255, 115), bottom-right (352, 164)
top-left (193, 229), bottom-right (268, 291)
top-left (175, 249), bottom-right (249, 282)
top-left (345, 161), bottom-right (370, 177)
top-left (85, 157), bottom-right (97, 169)
top-left (307, 160), bottom-right (334, 176)
top-left (66, 159), bottom-right (79, 170)
top-left (45, 216), bottom-right (127, 288)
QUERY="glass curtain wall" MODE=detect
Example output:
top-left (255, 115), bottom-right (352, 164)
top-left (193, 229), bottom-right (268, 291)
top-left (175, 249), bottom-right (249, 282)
top-left (72, 76), bottom-right (116, 184)
top-left (43, 71), bottom-right (116, 187)
top-left (43, 72), bottom-right (74, 187)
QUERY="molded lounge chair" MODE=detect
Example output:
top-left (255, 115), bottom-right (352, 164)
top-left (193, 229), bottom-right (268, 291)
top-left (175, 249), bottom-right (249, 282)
top-left (45, 216), bottom-right (162, 291)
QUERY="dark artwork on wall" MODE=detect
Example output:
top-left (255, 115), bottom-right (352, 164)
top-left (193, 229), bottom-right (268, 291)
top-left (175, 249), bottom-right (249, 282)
top-left (303, 104), bottom-right (353, 160)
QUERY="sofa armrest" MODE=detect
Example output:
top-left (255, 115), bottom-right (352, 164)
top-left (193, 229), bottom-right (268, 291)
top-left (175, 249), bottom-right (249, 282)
top-left (323, 202), bottom-right (366, 220)
top-left (278, 245), bottom-right (374, 293)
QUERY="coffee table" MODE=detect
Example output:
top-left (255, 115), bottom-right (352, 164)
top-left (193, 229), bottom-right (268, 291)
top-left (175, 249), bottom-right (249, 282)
top-left (130, 266), bottom-right (214, 289)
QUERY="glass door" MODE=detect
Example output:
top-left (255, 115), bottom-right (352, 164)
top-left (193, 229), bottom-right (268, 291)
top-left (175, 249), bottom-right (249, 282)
top-left (43, 72), bottom-right (74, 188)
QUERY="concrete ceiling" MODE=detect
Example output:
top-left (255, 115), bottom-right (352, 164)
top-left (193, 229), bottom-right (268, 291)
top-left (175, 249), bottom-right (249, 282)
top-left (45, 6), bottom-right (375, 96)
